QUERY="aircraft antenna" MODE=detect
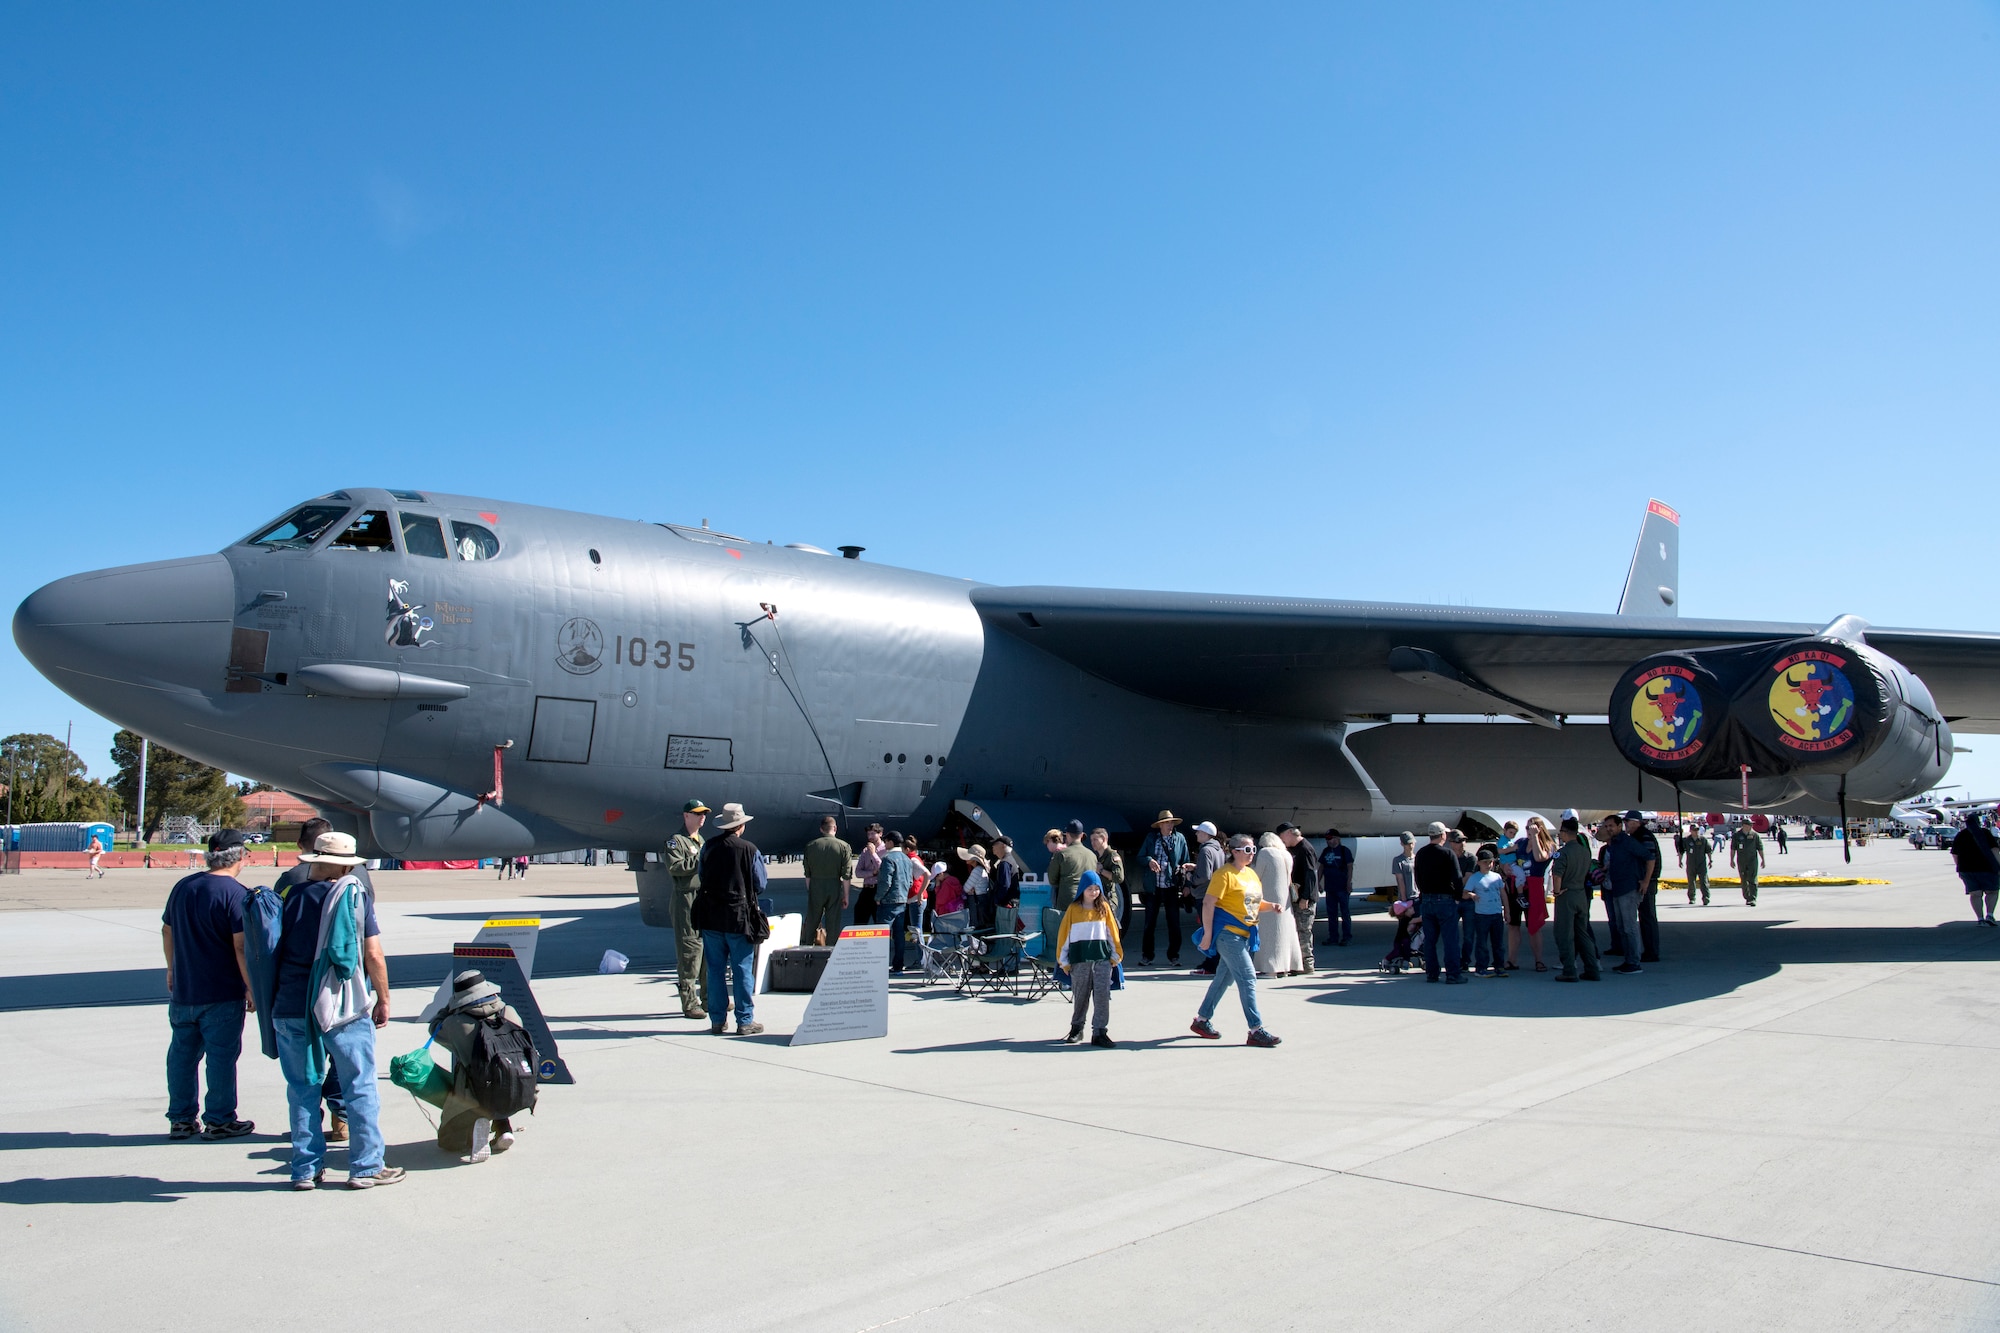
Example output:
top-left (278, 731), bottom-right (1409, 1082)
top-left (740, 606), bottom-right (844, 813)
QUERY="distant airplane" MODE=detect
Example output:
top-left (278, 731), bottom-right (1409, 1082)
top-left (14, 491), bottom-right (1997, 860)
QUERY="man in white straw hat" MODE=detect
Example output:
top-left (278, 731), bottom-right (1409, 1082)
top-left (272, 831), bottom-right (402, 1189)
top-left (693, 803), bottom-right (766, 1035)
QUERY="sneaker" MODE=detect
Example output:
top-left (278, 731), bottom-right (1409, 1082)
top-left (491, 1130), bottom-right (516, 1154)
top-left (201, 1119), bottom-right (255, 1141)
top-left (1582, 972), bottom-right (1603, 981)
top-left (1554, 973), bottom-right (1578, 983)
top-left (1090, 1031), bottom-right (1116, 1048)
top-left (325, 1116), bottom-right (348, 1144)
top-left (1189, 1017), bottom-right (1221, 1040)
top-left (290, 1172), bottom-right (324, 1192)
top-left (684, 1008), bottom-right (709, 1021)
top-left (709, 1023), bottom-right (727, 1035)
top-left (461, 1118), bottom-right (492, 1165)
top-left (1616, 963), bottom-right (1644, 974)
top-left (168, 1121), bottom-right (198, 1142)
top-left (1489, 969), bottom-right (1508, 979)
top-left (1063, 1027), bottom-right (1083, 1044)
top-left (347, 1166), bottom-right (406, 1190)
top-left (1445, 975), bottom-right (1468, 984)
top-left (1245, 1029), bottom-right (1282, 1048)
top-left (734, 1021), bottom-right (765, 1036)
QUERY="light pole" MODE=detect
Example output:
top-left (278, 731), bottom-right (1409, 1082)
top-left (136, 737), bottom-right (148, 847)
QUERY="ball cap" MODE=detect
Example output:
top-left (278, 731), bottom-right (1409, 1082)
top-left (1193, 821), bottom-right (1218, 836)
top-left (1426, 821), bottom-right (1450, 836)
top-left (1622, 810), bottom-right (1645, 822)
top-left (1064, 819), bottom-right (1085, 836)
top-left (206, 828), bottom-right (251, 853)
top-left (682, 799), bottom-right (711, 814)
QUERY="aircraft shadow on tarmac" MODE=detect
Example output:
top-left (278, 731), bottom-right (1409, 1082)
top-left (1302, 918), bottom-right (2000, 1018)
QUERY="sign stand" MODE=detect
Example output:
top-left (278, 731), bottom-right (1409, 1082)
top-left (444, 942), bottom-right (574, 1084)
top-left (422, 917), bottom-right (541, 1022)
top-left (788, 926), bottom-right (890, 1047)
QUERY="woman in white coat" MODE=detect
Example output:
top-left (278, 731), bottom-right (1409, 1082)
top-left (1252, 832), bottom-right (1304, 975)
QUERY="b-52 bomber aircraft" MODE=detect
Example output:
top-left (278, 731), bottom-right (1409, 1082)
top-left (15, 489), bottom-right (2000, 860)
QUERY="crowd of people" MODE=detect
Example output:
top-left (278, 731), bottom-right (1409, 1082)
top-left (147, 797), bottom-right (1848, 1186)
top-left (662, 804), bottom-right (1774, 1047)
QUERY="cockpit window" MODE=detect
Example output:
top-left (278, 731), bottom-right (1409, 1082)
top-left (452, 521), bottom-right (501, 561)
top-left (399, 512), bottom-right (449, 559)
top-left (389, 489), bottom-right (427, 502)
top-left (330, 510), bottom-right (397, 552)
top-left (246, 504), bottom-right (352, 550)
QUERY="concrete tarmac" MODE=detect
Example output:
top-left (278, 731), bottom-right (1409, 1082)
top-left (2, 839), bottom-right (1997, 1329)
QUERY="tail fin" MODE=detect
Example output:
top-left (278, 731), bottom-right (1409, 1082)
top-left (1617, 499), bottom-right (1679, 616)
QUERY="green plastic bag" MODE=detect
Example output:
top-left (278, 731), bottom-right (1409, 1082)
top-left (389, 1045), bottom-right (452, 1109)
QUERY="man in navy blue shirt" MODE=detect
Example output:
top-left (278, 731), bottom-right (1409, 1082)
top-left (273, 831), bottom-right (399, 1190)
top-left (1603, 811), bottom-right (1656, 975)
top-left (1318, 829), bottom-right (1356, 947)
top-left (160, 829), bottom-right (256, 1141)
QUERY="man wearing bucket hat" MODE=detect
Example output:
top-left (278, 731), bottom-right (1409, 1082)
top-left (1138, 811), bottom-right (1189, 967)
top-left (430, 969), bottom-right (527, 1163)
top-left (272, 831), bottom-right (401, 1190)
top-left (693, 803), bottom-right (765, 1035)
top-left (665, 799), bottom-right (710, 1020)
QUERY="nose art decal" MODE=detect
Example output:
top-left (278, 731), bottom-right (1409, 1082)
top-left (386, 579), bottom-right (436, 649)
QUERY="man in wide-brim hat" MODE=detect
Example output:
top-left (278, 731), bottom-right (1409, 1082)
top-left (274, 832), bottom-right (402, 1190)
top-left (1138, 810), bottom-right (1192, 967)
top-left (430, 968), bottom-right (527, 1163)
top-left (692, 804), bottom-right (765, 1035)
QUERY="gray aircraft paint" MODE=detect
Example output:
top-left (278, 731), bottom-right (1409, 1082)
top-left (17, 487), bottom-right (2000, 856)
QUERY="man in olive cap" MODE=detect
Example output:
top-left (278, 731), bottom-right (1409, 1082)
top-left (666, 799), bottom-right (710, 1019)
top-left (1047, 819), bottom-right (1099, 912)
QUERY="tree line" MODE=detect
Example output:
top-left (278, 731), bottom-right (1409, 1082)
top-left (2, 730), bottom-right (246, 834)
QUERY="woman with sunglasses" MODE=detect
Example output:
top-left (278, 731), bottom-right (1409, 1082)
top-left (1189, 834), bottom-right (1283, 1047)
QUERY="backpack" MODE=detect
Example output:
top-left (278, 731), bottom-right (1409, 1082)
top-left (464, 1013), bottom-right (540, 1117)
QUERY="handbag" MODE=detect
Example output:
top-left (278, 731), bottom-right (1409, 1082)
top-left (744, 895), bottom-right (771, 944)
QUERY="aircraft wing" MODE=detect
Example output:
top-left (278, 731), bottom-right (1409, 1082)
top-left (970, 586), bottom-right (2000, 731)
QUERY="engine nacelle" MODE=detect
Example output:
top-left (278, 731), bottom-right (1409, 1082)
top-left (1608, 635), bottom-right (1950, 809)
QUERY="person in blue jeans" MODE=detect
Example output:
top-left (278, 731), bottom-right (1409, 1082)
top-left (694, 803), bottom-right (767, 1035)
top-left (160, 829), bottom-right (257, 1141)
top-left (1317, 829), bottom-right (1355, 946)
top-left (1413, 822), bottom-right (1468, 983)
top-left (272, 832), bottom-right (401, 1191)
top-left (1465, 849), bottom-right (1509, 976)
top-left (874, 827), bottom-right (918, 974)
top-left (1189, 835), bottom-right (1282, 1047)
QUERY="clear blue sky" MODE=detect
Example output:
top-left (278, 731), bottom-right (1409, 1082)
top-left (5, 3), bottom-right (1998, 790)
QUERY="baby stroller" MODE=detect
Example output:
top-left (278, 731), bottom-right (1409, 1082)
top-left (1378, 899), bottom-right (1425, 974)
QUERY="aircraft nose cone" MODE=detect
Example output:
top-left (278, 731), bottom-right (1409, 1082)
top-left (13, 555), bottom-right (235, 698)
